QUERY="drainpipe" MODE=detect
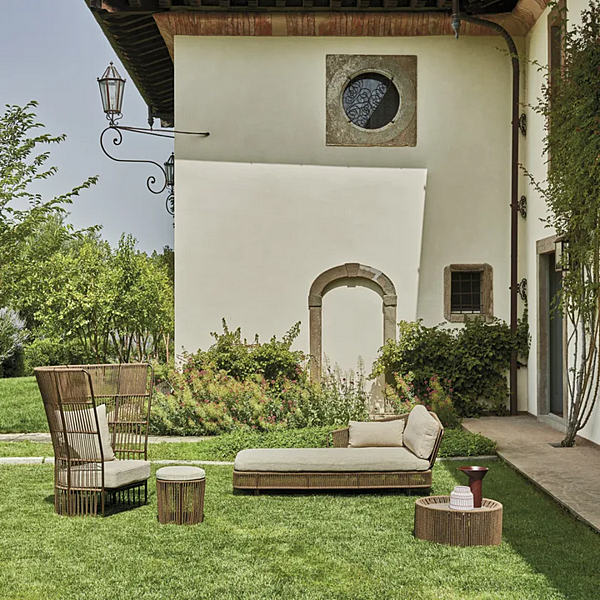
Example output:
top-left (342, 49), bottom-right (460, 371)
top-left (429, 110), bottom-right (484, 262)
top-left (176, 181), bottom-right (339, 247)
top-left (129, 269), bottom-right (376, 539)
top-left (451, 1), bottom-right (520, 416)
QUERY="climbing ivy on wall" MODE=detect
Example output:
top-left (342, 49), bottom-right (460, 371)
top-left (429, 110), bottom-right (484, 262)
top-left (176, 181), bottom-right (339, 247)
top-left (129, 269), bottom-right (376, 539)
top-left (371, 313), bottom-right (530, 417)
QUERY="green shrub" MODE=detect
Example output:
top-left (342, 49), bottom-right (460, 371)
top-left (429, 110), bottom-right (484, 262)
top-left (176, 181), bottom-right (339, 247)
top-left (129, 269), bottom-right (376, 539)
top-left (373, 315), bottom-right (530, 417)
top-left (288, 363), bottom-right (369, 429)
top-left (22, 336), bottom-right (85, 374)
top-left (383, 372), bottom-right (460, 428)
top-left (187, 320), bottom-right (305, 383)
top-left (437, 429), bottom-right (497, 458)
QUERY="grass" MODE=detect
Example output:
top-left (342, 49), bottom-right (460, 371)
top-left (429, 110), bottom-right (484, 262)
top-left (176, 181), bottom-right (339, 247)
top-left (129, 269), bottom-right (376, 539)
top-left (0, 460), bottom-right (598, 599)
top-left (0, 428), bottom-right (496, 461)
top-left (0, 376), bottom-right (46, 433)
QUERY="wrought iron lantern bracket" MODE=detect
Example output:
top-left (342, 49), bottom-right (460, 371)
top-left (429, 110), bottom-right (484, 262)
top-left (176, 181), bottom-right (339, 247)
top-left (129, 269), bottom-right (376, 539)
top-left (97, 62), bottom-right (208, 215)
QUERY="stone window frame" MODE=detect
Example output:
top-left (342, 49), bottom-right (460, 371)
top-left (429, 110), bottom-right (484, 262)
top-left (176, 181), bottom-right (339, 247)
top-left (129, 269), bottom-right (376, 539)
top-left (443, 264), bottom-right (494, 323)
top-left (308, 263), bottom-right (397, 380)
top-left (326, 54), bottom-right (417, 148)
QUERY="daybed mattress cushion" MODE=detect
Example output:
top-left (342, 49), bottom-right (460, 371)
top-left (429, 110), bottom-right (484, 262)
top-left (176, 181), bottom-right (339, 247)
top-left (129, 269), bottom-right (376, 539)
top-left (234, 448), bottom-right (430, 472)
top-left (58, 459), bottom-right (151, 489)
top-left (348, 420), bottom-right (404, 447)
top-left (403, 405), bottom-right (442, 459)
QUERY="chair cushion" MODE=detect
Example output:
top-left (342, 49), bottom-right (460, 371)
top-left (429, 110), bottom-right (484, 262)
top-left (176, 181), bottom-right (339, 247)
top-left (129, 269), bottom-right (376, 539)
top-left (234, 448), bottom-right (430, 472)
top-left (60, 404), bottom-right (115, 462)
top-left (403, 405), bottom-right (442, 459)
top-left (156, 466), bottom-right (205, 482)
top-left (348, 420), bottom-right (404, 448)
top-left (57, 459), bottom-right (150, 489)
top-left (104, 460), bottom-right (150, 488)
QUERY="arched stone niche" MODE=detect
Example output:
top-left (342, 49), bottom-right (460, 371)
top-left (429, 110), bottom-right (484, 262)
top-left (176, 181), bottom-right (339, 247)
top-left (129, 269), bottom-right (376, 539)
top-left (308, 263), bottom-right (397, 380)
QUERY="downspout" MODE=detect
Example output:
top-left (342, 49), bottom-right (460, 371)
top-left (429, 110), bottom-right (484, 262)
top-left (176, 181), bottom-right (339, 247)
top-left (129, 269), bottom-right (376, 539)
top-left (451, 1), bottom-right (520, 416)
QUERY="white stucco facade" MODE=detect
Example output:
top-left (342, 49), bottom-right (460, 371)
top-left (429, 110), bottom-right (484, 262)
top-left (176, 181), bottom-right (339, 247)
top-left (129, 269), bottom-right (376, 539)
top-left (175, 34), bottom-right (514, 369)
top-left (172, 4), bottom-right (600, 442)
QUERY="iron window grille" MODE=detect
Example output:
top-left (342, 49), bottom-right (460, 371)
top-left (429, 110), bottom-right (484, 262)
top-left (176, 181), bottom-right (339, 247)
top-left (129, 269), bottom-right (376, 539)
top-left (451, 271), bottom-right (482, 314)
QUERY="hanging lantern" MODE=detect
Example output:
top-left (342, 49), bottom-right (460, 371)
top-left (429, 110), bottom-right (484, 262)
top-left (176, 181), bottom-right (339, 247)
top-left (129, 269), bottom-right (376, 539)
top-left (98, 62), bottom-right (126, 117)
top-left (555, 235), bottom-right (569, 272)
top-left (164, 152), bottom-right (175, 188)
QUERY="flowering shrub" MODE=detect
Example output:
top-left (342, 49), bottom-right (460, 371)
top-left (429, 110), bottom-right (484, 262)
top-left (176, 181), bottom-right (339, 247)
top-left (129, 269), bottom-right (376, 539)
top-left (289, 363), bottom-right (369, 429)
top-left (383, 372), bottom-right (460, 428)
top-left (150, 359), bottom-right (369, 436)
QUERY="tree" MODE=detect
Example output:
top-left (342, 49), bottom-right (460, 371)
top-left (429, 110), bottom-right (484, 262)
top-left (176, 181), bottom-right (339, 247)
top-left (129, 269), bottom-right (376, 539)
top-left (0, 102), bottom-right (97, 307)
top-left (527, 2), bottom-right (600, 446)
top-left (31, 234), bottom-right (174, 364)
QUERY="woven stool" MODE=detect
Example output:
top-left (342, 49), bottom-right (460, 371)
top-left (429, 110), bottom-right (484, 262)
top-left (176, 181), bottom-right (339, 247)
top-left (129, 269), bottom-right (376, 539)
top-left (156, 466), bottom-right (205, 525)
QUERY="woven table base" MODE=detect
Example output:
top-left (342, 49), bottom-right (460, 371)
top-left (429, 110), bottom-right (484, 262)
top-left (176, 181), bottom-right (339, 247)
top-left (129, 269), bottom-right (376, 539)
top-left (157, 478), bottom-right (205, 525)
top-left (414, 496), bottom-right (502, 546)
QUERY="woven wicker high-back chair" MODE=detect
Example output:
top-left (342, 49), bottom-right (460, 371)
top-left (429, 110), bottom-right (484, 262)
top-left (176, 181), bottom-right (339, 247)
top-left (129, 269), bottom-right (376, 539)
top-left (35, 364), bottom-right (153, 517)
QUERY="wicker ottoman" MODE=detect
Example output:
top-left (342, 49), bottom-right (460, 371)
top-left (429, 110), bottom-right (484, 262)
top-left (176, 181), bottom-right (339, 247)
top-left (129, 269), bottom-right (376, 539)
top-left (156, 466), bottom-right (205, 525)
top-left (414, 495), bottom-right (503, 546)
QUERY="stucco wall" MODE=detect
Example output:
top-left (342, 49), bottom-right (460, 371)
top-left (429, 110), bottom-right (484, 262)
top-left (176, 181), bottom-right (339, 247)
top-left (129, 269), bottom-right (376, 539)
top-left (175, 161), bottom-right (426, 371)
top-left (174, 34), bottom-right (514, 374)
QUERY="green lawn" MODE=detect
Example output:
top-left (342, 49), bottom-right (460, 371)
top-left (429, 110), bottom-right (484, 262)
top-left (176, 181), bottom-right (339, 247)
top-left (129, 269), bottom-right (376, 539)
top-left (0, 376), bottom-right (46, 433)
top-left (0, 461), bottom-right (598, 599)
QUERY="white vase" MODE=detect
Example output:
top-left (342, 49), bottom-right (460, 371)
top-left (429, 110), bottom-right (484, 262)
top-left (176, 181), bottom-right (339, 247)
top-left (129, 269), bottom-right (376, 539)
top-left (449, 485), bottom-right (474, 510)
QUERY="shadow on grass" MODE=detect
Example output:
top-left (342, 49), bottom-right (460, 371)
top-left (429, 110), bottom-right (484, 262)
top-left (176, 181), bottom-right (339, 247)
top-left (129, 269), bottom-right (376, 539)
top-left (440, 461), bottom-right (600, 600)
top-left (43, 492), bottom-right (152, 516)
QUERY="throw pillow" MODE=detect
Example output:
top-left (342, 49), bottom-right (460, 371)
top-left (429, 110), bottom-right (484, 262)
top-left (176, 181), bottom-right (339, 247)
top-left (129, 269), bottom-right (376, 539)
top-left (348, 420), bottom-right (405, 448)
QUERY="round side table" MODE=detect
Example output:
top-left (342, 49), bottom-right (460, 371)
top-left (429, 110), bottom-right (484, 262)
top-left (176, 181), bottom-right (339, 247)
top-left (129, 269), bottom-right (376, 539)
top-left (156, 466), bottom-right (206, 525)
top-left (414, 495), bottom-right (502, 546)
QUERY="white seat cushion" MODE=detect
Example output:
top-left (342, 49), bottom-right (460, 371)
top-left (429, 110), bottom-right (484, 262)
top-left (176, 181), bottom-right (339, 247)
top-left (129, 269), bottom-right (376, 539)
top-left (57, 459), bottom-right (150, 489)
top-left (234, 448), bottom-right (430, 472)
top-left (348, 420), bottom-right (404, 447)
top-left (104, 460), bottom-right (150, 488)
top-left (156, 466), bottom-right (205, 482)
top-left (403, 405), bottom-right (442, 459)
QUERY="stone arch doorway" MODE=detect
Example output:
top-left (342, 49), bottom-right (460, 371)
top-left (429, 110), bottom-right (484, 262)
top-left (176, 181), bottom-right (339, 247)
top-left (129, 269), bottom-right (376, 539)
top-left (308, 263), bottom-right (397, 380)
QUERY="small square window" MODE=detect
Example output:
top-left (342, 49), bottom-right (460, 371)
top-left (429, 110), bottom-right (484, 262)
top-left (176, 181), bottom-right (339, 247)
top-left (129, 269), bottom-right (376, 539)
top-left (451, 271), bottom-right (482, 314)
top-left (444, 264), bottom-right (493, 323)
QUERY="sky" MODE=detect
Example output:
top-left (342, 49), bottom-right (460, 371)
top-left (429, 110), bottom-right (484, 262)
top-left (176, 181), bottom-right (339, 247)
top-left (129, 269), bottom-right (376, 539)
top-left (2, 1), bottom-right (174, 253)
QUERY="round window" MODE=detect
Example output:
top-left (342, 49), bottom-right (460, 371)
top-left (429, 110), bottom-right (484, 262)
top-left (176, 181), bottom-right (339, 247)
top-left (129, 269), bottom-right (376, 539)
top-left (342, 72), bottom-right (400, 130)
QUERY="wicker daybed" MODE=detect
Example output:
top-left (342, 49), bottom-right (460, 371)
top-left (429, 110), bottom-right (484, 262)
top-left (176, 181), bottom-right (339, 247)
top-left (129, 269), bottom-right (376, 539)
top-left (35, 364), bottom-right (153, 517)
top-left (233, 408), bottom-right (444, 492)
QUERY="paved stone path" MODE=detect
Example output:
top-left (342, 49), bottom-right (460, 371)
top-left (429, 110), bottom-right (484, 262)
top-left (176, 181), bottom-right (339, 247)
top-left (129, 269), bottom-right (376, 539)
top-left (0, 433), bottom-right (211, 444)
top-left (463, 414), bottom-right (600, 534)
